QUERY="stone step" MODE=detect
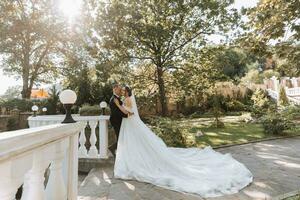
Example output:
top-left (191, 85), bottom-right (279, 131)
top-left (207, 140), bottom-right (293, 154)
top-left (79, 157), bottom-right (114, 173)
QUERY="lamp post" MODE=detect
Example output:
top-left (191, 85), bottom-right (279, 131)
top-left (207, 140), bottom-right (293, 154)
top-left (99, 101), bottom-right (107, 115)
top-left (42, 107), bottom-right (47, 115)
top-left (31, 105), bottom-right (39, 117)
top-left (59, 89), bottom-right (77, 123)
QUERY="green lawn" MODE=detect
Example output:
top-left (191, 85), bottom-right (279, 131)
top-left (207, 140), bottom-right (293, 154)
top-left (284, 195), bottom-right (300, 200)
top-left (146, 115), bottom-right (300, 148)
top-left (197, 122), bottom-right (269, 148)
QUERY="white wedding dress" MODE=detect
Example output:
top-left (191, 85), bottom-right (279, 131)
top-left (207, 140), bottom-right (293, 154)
top-left (114, 94), bottom-right (253, 198)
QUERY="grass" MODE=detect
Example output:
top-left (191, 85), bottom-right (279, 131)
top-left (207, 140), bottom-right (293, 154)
top-left (197, 122), bottom-right (268, 148)
top-left (145, 115), bottom-right (300, 148)
top-left (284, 194), bottom-right (300, 200)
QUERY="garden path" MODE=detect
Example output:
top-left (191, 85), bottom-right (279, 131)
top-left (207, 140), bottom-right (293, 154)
top-left (78, 136), bottom-right (300, 200)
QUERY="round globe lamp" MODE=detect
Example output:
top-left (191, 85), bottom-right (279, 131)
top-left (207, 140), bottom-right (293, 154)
top-left (59, 89), bottom-right (77, 123)
top-left (42, 107), bottom-right (47, 115)
top-left (99, 101), bottom-right (107, 115)
top-left (31, 105), bottom-right (39, 117)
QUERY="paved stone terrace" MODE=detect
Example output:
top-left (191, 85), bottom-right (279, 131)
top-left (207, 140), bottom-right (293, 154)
top-left (78, 137), bottom-right (300, 200)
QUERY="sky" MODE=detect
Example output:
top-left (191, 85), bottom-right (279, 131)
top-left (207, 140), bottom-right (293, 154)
top-left (0, 0), bottom-right (259, 95)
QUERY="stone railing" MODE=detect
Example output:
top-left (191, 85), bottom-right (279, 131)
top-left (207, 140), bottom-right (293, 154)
top-left (28, 115), bottom-right (110, 159)
top-left (286, 87), bottom-right (300, 97)
top-left (266, 89), bottom-right (278, 100)
top-left (0, 122), bottom-right (85, 200)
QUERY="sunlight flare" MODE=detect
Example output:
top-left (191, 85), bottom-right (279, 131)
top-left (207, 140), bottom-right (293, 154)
top-left (59, 0), bottom-right (82, 21)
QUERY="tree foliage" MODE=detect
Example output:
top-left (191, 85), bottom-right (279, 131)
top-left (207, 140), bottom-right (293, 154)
top-left (0, 0), bottom-right (76, 99)
top-left (242, 0), bottom-right (300, 76)
top-left (92, 0), bottom-right (239, 115)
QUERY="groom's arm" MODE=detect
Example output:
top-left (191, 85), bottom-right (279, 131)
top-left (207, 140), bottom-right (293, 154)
top-left (111, 98), bottom-right (128, 118)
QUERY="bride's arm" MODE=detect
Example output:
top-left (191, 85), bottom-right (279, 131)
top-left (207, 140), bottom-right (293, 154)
top-left (114, 98), bottom-right (131, 115)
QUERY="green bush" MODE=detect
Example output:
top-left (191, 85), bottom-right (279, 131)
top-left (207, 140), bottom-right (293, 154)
top-left (251, 88), bottom-right (269, 108)
top-left (225, 100), bottom-right (246, 112)
top-left (278, 86), bottom-right (289, 107)
top-left (145, 117), bottom-right (196, 147)
top-left (189, 111), bottom-right (205, 118)
top-left (282, 105), bottom-right (300, 120)
top-left (0, 98), bottom-right (33, 112)
top-left (7, 117), bottom-right (19, 131)
top-left (261, 112), bottom-right (294, 135)
top-left (251, 88), bottom-right (274, 119)
top-left (79, 104), bottom-right (102, 116)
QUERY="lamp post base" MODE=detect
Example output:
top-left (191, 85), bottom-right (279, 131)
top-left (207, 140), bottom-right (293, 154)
top-left (61, 104), bottom-right (76, 124)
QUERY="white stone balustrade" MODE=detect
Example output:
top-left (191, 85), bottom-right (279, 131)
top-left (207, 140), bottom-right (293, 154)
top-left (265, 76), bottom-right (300, 105)
top-left (266, 89), bottom-right (278, 100)
top-left (28, 115), bottom-right (110, 159)
top-left (285, 87), bottom-right (300, 97)
top-left (0, 123), bottom-right (85, 200)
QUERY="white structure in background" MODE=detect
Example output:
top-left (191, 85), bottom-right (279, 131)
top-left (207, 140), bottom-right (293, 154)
top-left (28, 115), bottom-right (110, 159)
top-left (0, 123), bottom-right (85, 200)
top-left (265, 76), bottom-right (300, 105)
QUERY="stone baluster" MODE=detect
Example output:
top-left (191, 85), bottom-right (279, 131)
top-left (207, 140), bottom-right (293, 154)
top-left (271, 76), bottom-right (279, 93)
top-left (67, 133), bottom-right (79, 200)
top-left (45, 139), bottom-right (68, 200)
top-left (291, 77), bottom-right (298, 88)
top-left (78, 122), bottom-right (88, 158)
top-left (99, 119), bottom-right (109, 159)
top-left (88, 120), bottom-right (99, 158)
top-left (0, 155), bottom-right (33, 200)
top-left (21, 146), bottom-right (53, 200)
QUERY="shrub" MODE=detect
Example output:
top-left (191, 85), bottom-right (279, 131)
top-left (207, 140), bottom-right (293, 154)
top-left (145, 117), bottom-right (196, 147)
top-left (225, 100), bottom-right (246, 112)
top-left (251, 88), bottom-right (273, 119)
top-left (251, 88), bottom-right (269, 108)
top-left (7, 117), bottom-right (19, 131)
top-left (189, 111), bottom-right (204, 118)
top-left (0, 98), bottom-right (33, 112)
top-left (79, 104), bottom-right (102, 116)
top-left (281, 105), bottom-right (300, 120)
top-left (278, 86), bottom-right (289, 107)
top-left (261, 112), bottom-right (294, 135)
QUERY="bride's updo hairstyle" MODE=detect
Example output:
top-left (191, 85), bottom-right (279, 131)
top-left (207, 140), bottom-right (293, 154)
top-left (125, 86), bottom-right (132, 97)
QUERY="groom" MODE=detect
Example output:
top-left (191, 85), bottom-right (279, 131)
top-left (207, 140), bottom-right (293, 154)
top-left (109, 84), bottom-right (129, 157)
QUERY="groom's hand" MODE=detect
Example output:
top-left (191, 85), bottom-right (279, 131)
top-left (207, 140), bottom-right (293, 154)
top-left (128, 112), bottom-right (134, 116)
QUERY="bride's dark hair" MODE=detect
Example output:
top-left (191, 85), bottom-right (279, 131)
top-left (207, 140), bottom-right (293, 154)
top-left (125, 86), bottom-right (132, 97)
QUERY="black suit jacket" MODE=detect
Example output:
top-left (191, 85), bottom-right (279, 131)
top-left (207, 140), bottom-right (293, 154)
top-left (109, 95), bottom-right (127, 126)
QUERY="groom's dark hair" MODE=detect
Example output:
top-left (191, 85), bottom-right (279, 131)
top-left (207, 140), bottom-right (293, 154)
top-left (113, 83), bottom-right (120, 89)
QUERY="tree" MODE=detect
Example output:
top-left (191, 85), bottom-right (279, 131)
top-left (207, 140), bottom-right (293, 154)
top-left (46, 85), bottom-right (60, 114)
top-left (93, 0), bottom-right (239, 116)
top-left (173, 47), bottom-right (225, 108)
top-left (1, 86), bottom-right (22, 99)
top-left (242, 0), bottom-right (300, 76)
top-left (0, 0), bottom-right (74, 99)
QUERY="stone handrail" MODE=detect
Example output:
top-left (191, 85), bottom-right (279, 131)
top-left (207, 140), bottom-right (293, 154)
top-left (286, 87), bottom-right (300, 97)
top-left (0, 122), bottom-right (85, 200)
top-left (266, 89), bottom-right (278, 100)
top-left (28, 115), bottom-right (110, 159)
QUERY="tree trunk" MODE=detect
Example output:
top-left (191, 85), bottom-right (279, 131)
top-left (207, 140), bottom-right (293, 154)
top-left (21, 40), bottom-right (32, 99)
top-left (156, 66), bottom-right (168, 116)
top-left (21, 68), bottom-right (31, 99)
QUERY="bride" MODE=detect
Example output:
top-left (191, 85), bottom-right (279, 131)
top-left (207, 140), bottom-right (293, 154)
top-left (113, 86), bottom-right (253, 198)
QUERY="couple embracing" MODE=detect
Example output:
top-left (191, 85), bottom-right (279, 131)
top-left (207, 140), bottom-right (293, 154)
top-left (108, 83), bottom-right (253, 198)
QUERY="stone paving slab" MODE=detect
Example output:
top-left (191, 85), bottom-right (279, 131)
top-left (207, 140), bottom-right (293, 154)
top-left (78, 137), bottom-right (300, 200)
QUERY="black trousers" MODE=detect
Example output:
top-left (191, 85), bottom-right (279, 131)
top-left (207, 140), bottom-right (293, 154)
top-left (109, 119), bottom-right (121, 154)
